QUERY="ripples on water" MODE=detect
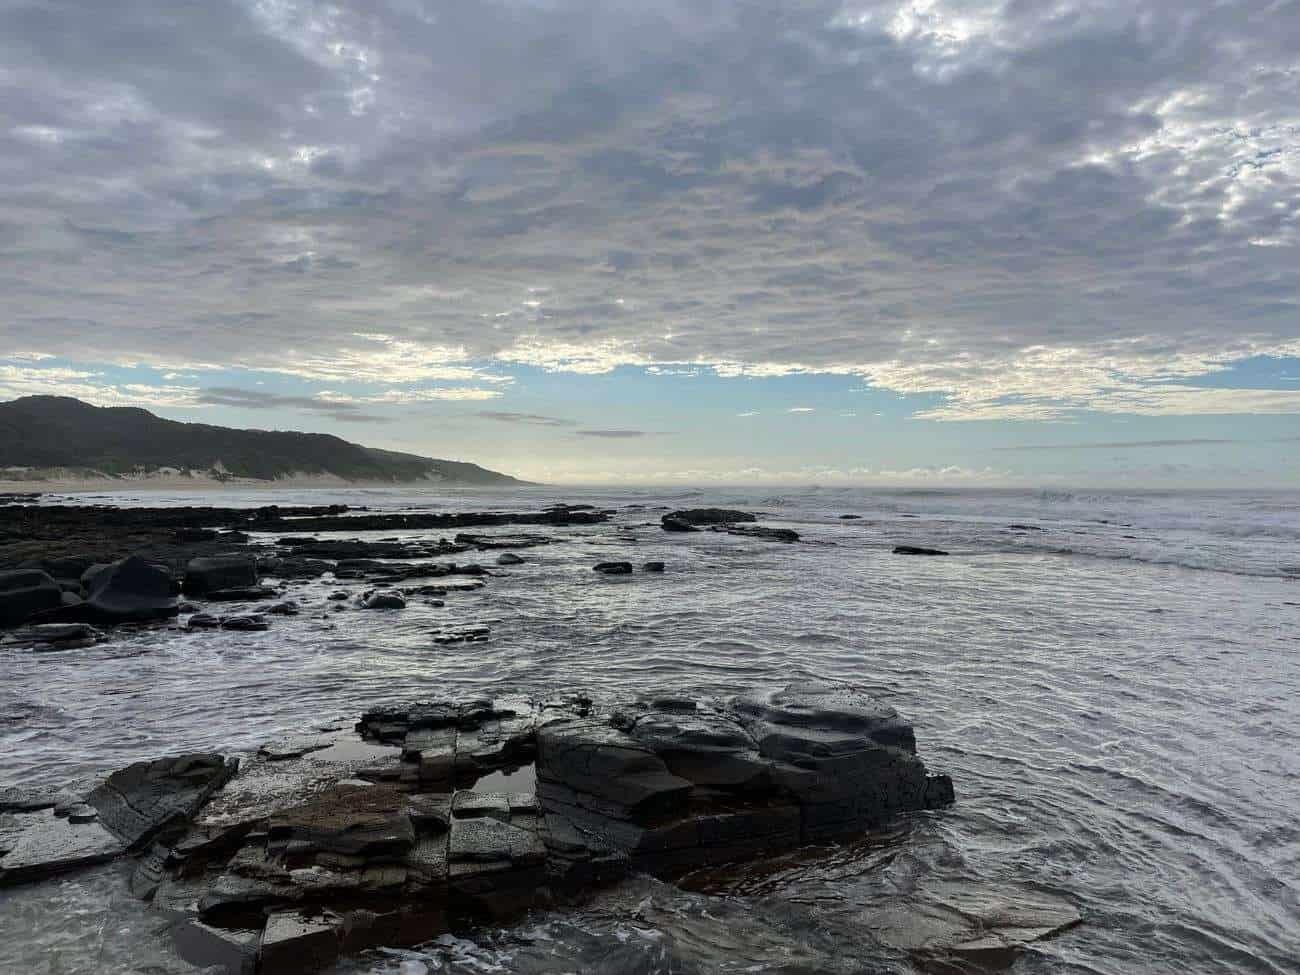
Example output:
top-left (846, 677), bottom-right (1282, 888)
top-left (1, 488), bottom-right (1298, 973)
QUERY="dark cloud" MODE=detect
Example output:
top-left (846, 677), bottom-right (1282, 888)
top-left (196, 387), bottom-right (388, 423)
top-left (475, 410), bottom-right (577, 427)
top-left (0, 1), bottom-right (1296, 418)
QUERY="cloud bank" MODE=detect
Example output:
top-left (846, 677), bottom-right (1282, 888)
top-left (1, 0), bottom-right (1297, 421)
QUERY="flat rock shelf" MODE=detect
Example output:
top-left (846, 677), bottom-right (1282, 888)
top-left (0, 680), bottom-right (956, 974)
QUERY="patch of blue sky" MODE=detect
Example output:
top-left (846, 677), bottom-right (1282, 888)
top-left (1164, 355), bottom-right (1300, 389)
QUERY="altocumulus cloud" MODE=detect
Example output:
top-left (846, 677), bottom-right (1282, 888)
top-left (0, 1), bottom-right (1297, 420)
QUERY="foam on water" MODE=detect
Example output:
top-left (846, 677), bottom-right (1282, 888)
top-left (2, 487), bottom-right (1298, 973)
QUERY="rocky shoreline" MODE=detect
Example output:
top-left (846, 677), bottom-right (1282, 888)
top-left (1, 682), bottom-right (957, 974)
top-left (0, 498), bottom-right (1089, 973)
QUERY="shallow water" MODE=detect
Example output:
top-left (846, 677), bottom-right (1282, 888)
top-left (2, 487), bottom-right (1298, 973)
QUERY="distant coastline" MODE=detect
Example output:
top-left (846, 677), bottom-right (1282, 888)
top-left (0, 470), bottom-right (533, 493)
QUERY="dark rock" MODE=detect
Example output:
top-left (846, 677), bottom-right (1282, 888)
top-left (866, 885), bottom-right (1083, 968)
top-left (327, 591), bottom-right (349, 601)
top-left (183, 556), bottom-right (258, 596)
top-left (839, 514), bottom-right (862, 519)
top-left (88, 753), bottom-right (237, 849)
top-left (0, 786), bottom-right (77, 813)
top-left (663, 509), bottom-right (756, 528)
top-left (593, 562), bottom-right (634, 575)
top-left (362, 590), bottom-right (407, 610)
top-left (0, 568), bottom-right (64, 627)
top-left (22, 689), bottom-right (951, 972)
top-left (79, 556), bottom-right (178, 622)
top-left (642, 562), bottom-right (666, 573)
top-left (1, 752), bottom-right (235, 886)
top-left (1, 621), bottom-right (103, 650)
top-left (172, 919), bottom-right (259, 974)
top-left (187, 613), bottom-right (221, 630)
top-left (261, 912), bottom-right (342, 974)
top-left (264, 601), bottom-right (300, 616)
top-left (495, 553), bottom-right (525, 566)
top-left (206, 586), bottom-right (278, 602)
top-left (0, 809), bottom-right (126, 884)
top-left (893, 545), bottom-right (949, 556)
top-left (660, 516), bottom-right (699, 533)
top-left (458, 533), bottom-right (552, 551)
top-left (722, 525), bottom-right (800, 543)
top-left (221, 614), bottom-right (270, 632)
top-left (174, 528), bottom-right (219, 543)
top-left (21, 555), bottom-right (97, 581)
top-left (432, 626), bottom-right (489, 644)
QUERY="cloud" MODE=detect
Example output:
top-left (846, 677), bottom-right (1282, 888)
top-left (0, 364), bottom-right (198, 408)
top-left (737, 411), bottom-right (760, 417)
top-left (195, 386), bottom-right (389, 422)
top-left (575, 429), bottom-right (658, 438)
top-left (787, 407), bottom-right (816, 414)
top-left (0, 0), bottom-right (1296, 421)
top-left (476, 411), bottom-right (577, 427)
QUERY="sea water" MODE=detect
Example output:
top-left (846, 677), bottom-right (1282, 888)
top-left (1, 487), bottom-right (1297, 973)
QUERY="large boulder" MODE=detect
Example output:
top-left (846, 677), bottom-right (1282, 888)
top-left (183, 556), bottom-right (258, 596)
top-left (0, 568), bottom-right (64, 627)
top-left (731, 681), bottom-right (944, 837)
top-left (662, 508), bottom-right (756, 529)
top-left (82, 556), bottom-right (179, 622)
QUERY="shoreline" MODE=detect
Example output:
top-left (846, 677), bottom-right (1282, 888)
top-left (0, 475), bottom-right (541, 494)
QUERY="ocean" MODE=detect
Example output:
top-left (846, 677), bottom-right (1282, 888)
top-left (1, 486), bottom-right (1297, 973)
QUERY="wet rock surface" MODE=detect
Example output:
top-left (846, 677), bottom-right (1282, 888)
top-left (0, 684), bottom-right (955, 973)
top-left (718, 524), bottom-right (801, 543)
top-left (894, 545), bottom-right (950, 556)
top-left (660, 512), bottom-right (759, 527)
top-left (1, 753), bottom-right (235, 886)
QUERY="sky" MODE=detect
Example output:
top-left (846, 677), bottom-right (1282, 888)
top-left (0, 0), bottom-right (1297, 486)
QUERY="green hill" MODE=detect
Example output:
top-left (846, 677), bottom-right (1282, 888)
top-left (0, 396), bottom-right (532, 485)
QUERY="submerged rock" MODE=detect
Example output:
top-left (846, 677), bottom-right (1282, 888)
top-left (206, 586), bottom-right (278, 602)
top-left (431, 626), bottom-right (490, 644)
top-left (720, 525), bottom-right (800, 543)
top-left (893, 545), bottom-right (950, 556)
top-left (592, 561), bottom-right (634, 575)
top-left (867, 885), bottom-right (1082, 969)
top-left (642, 561), bottom-right (666, 573)
top-left (495, 553), bottom-right (525, 566)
